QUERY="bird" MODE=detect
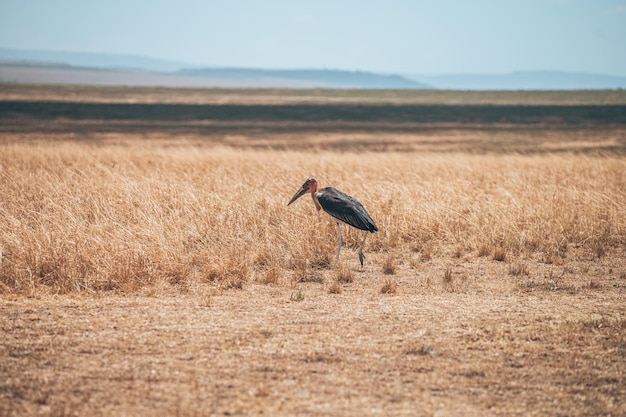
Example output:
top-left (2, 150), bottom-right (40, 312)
top-left (287, 178), bottom-right (378, 266)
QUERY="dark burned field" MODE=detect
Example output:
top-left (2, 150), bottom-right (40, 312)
top-left (1, 85), bottom-right (626, 417)
top-left (2, 94), bottom-right (626, 154)
top-left (3, 100), bottom-right (626, 124)
top-left (2, 85), bottom-right (626, 154)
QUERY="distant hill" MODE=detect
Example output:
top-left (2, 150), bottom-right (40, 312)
top-left (0, 48), bottom-right (427, 89)
top-left (0, 61), bottom-right (428, 89)
top-left (177, 67), bottom-right (427, 89)
top-left (1, 48), bottom-right (625, 90)
top-left (409, 71), bottom-right (626, 90)
top-left (0, 48), bottom-right (189, 72)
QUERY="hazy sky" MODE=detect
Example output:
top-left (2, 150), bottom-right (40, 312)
top-left (1, 0), bottom-right (625, 76)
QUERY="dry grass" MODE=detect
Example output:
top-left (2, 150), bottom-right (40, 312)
top-left (3, 84), bottom-right (626, 105)
top-left (0, 141), bottom-right (625, 295)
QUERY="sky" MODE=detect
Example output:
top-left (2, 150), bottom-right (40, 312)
top-left (1, 0), bottom-right (625, 76)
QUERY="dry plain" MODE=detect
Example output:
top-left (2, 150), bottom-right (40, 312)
top-left (1, 85), bottom-right (625, 416)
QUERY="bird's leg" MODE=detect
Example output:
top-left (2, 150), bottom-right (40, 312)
top-left (358, 232), bottom-right (369, 267)
top-left (335, 223), bottom-right (343, 262)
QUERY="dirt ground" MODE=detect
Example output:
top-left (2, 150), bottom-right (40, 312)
top-left (2, 248), bottom-right (625, 417)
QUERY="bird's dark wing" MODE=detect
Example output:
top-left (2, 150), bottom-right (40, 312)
top-left (317, 187), bottom-right (378, 232)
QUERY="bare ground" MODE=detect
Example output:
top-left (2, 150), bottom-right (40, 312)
top-left (2, 248), bottom-right (625, 417)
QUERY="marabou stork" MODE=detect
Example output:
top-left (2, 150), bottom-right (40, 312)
top-left (287, 178), bottom-right (378, 266)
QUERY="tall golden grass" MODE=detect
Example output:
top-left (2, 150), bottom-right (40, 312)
top-left (1, 141), bottom-right (624, 294)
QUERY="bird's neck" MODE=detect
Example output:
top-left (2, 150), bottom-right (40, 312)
top-left (311, 190), bottom-right (322, 211)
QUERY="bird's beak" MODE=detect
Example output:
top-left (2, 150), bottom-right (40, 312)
top-left (287, 184), bottom-right (308, 206)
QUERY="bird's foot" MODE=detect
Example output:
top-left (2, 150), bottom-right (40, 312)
top-left (359, 251), bottom-right (365, 267)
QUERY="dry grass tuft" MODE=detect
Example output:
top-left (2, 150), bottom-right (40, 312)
top-left (404, 345), bottom-right (436, 356)
top-left (508, 260), bottom-right (529, 277)
top-left (309, 255), bottom-right (333, 270)
top-left (582, 280), bottom-right (602, 290)
top-left (442, 268), bottom-right (454, 285)
top-left (334, 263), bottom-right (354, 284)
top-left (298, 271), bottom-right (324, 284)
top-left (202, 257), bottom-right (250, 290)
top-left (441, 268), bottom-right (469, 292)
top-left (382, 254), bottom-right (397, 275)
top-left (290, 287), bottom-right (304, 302)
top-left (408, 256), bottom-right (421, 270)
top-left (493, 246), bottom-right (507, 262)
top-left (477, 244), bottom-right (490, 257)
top-left (419, 250), bottom-right (433, 262)
top-left (380, 279), bottom-right (398, 294)
top-left (259, 266), bottom-right (281, 285)
top-left (328, 282), bottom-right (343, 294)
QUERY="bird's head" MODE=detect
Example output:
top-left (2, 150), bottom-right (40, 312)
top-left (287, 178), bottom-right (318, 206)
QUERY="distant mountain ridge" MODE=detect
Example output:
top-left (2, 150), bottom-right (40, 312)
top-left (1, 48), bottom-right (625, 90)
top-left (0, 48), bottom-right (427, 89)
top-left (0, 48), bottom-right (189, 72)
top-left (178, 67), bottom-right (425, 89)
top-left (0, 60), bottom-right (428, 89)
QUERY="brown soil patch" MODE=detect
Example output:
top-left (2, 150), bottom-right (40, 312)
top-left (2, 250), bottom-right (625, 417)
